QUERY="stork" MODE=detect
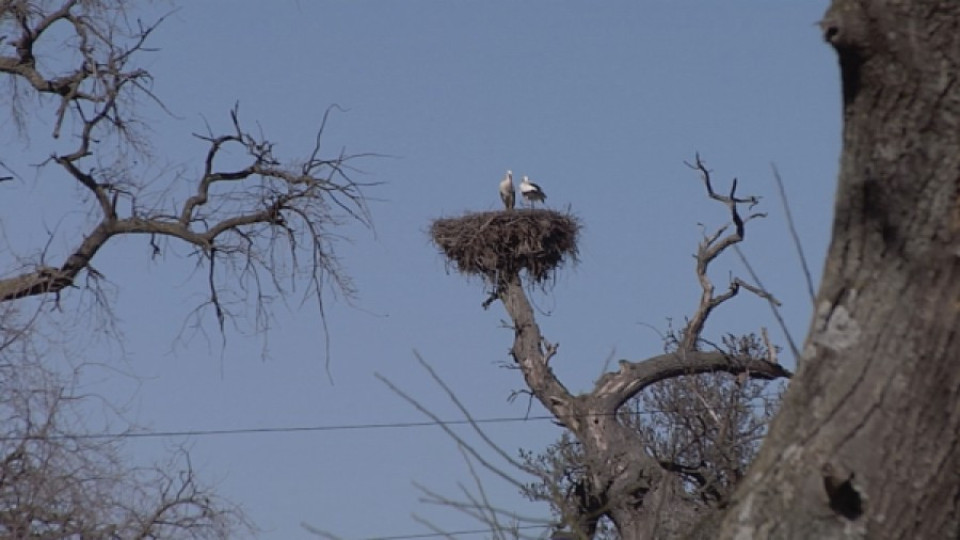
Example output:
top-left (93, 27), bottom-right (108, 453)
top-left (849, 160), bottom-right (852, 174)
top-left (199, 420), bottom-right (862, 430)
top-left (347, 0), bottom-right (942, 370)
top-left (499, 170), bottom-right (515, 210)
top-left (520, 175), bottom-right (547, 207)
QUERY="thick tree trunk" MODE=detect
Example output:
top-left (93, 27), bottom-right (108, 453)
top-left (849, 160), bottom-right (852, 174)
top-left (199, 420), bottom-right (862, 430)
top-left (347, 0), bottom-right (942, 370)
top-left (710, 1), bottom-right (960, 538)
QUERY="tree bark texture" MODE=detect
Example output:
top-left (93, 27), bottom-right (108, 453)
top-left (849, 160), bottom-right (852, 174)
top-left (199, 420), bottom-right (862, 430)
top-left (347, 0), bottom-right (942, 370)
top-left (711, 1), bottom-right (960, 538)
top-left (497, 270), bottom-right (788, 539)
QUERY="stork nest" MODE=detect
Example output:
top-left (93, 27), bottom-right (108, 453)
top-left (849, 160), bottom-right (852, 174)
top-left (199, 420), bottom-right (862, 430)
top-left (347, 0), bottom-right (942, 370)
top-left (430, 209), bottom-right (581, 284)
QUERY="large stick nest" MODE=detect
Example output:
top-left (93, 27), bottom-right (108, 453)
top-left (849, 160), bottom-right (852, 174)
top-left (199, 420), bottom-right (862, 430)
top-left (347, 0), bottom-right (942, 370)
top-left (430, 209), bottom-right (581, 284)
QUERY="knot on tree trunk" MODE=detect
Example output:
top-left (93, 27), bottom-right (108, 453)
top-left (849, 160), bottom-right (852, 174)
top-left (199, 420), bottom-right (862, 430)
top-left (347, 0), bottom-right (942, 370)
top-left (430, 209), bottom-right (580, 284)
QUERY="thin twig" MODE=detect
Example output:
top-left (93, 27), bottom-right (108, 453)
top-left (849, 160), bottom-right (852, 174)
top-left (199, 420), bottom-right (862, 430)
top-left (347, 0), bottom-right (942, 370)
top-left (772, 163), bottom-right (817, 305)
top-left (733, 246), bottom-right (801, 362)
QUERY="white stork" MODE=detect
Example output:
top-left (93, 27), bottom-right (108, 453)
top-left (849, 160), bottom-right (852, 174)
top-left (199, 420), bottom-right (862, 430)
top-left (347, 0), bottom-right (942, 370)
top-left (499, 170), bottom-right (515, 210)
top-left (520, 175), bottom-right (546, 207)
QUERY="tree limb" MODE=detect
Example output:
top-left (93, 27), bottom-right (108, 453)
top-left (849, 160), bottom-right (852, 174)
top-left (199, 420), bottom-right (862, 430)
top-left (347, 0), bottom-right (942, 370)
top-left (594, 351), bottom-right (791, 414)
top-left (681, 154), bottom-right (766, 351)
top-left (1, 3), bottom-right (374, 349)
top-left (497, 272), bottom-right (579, 430)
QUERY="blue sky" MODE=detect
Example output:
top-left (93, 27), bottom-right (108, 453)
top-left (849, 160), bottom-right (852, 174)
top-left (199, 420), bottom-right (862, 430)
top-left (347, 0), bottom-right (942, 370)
top-left (1, 1), bottom-right (838, 538)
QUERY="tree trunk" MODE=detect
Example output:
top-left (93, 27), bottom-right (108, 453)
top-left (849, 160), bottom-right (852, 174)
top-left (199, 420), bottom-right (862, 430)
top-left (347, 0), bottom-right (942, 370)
top-left (710, 1), bottom-right (960, 538)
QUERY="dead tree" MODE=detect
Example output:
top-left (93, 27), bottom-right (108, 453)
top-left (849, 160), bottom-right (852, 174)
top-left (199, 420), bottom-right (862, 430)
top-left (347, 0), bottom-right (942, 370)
top-left (522, 333), bottom-right (784, 538)
top-left (0, 304), bottom-right (252, 539)
top-left (0, 1), bottom-right (371, 536)
top-left (0, 1), bottom-right (371, 339)
top-left (705, 2), bottom-right (960, 538)
top-left (430, 161), bottom-right (791, 539)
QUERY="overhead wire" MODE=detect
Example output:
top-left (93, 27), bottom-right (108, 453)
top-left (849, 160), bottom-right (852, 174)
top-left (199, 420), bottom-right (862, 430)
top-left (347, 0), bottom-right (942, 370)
top-left (0, 400), bottom-right (778, 442)
top-left (334, 524), bottom-right (546, 540)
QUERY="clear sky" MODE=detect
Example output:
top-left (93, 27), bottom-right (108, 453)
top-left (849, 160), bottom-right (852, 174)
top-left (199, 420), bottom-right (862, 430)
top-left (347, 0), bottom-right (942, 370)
top-left (1, 1), bottom-right (838, 538)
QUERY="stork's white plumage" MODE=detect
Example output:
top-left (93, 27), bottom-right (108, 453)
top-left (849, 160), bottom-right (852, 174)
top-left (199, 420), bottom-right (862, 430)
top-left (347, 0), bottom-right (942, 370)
top-left (520, 175), bottom-right (546, 207)
top-left (499, 170), bottom-right (515, 210)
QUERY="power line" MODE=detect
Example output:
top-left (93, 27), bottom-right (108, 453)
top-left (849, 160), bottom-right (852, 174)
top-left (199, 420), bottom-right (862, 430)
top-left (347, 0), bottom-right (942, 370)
top-left (353, 524), bottom-right (545, 540)
top-left (19, 415), bottom-right (559, 442)
top-left (0, 401), bottom-right (777, 443)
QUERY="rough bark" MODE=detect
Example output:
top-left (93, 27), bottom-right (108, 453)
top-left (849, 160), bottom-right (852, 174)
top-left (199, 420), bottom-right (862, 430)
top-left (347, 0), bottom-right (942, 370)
top-left (709, 1), bottom-right (960, 538)
top-left (498, 255), bottom-right (789, 539)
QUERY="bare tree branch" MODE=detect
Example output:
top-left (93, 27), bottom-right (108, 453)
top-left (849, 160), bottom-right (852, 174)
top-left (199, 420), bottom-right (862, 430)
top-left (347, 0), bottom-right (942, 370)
top-left (732, 246), bottom-right (802, 362)
top-left (680, 154), bottom-right (765, 351)
top-left (497, 273), bottom-right (578, 430)
top-left (1, 3), bottom-right (375, 348)
top-left (771, 163), bottom-right (816, 305)
top-left (376, 363), bottom-right (543, 493)
top-left (456, 156), bottom-right (792, 537)
top-left (594, 350), bottom-right (790, 414)
top-left (0, 314), bottom-right (253, 539)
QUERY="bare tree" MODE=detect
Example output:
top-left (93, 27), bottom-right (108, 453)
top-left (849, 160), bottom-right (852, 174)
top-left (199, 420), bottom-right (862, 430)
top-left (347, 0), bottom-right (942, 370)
top-left (1, 0), bottom-right (374, 536)
top-left (521, 333), bottom-right (784, 538)
top-left (0, 0), bottom-right (371, 342)
top-left (401, 368), bottom-right (559, 539)
top-left (704, 1), bottom-right (960, 538)
top-left (0, 306), bottom-right (253, 539)
top-left (632, 341), bottom-right (782, 516)
top-left (432, 2), bottom-right (960, 537)
top-left (430, 156), bottom-right (791, 539)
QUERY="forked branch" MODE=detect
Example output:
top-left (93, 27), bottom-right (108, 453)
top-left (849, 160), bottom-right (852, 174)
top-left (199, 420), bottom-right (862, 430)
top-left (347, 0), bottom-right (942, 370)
top-left (0, 2), bottom-right (374, 345)
top-left (681, 154), bottom-right (768, 351)
top-left (584, 156), bottom-right (784, 415)
top-left (594, 350), bottom-right (790, 413)
top-left (0, 107), bottom-right (372, 311)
